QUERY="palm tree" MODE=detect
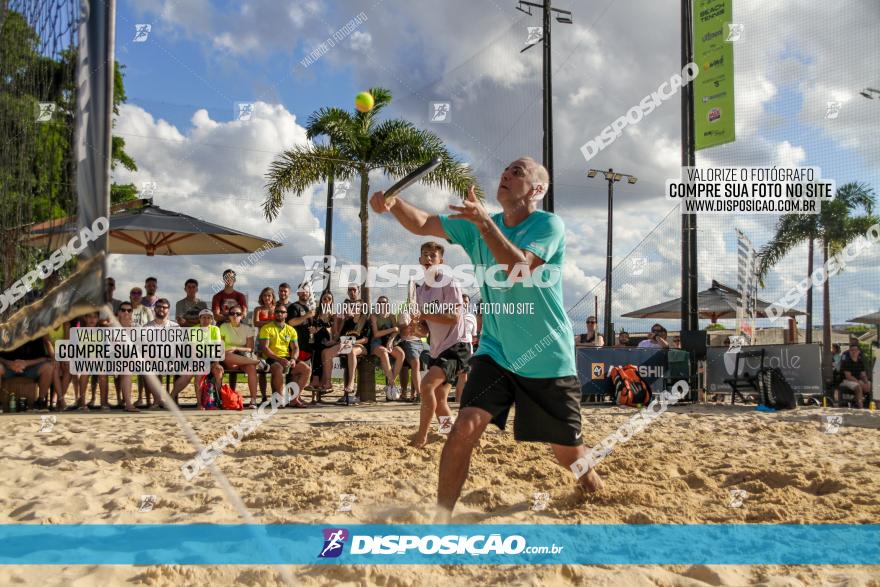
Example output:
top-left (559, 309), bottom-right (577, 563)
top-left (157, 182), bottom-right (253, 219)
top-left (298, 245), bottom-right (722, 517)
top-left (755, 214), bottom-right (819, 342)
top-left (757, 182), bottom-right (876, 381)
top-left (816, 183), bottom-right (877, 379)
top-left (263, 87), bottom-right (480, 302)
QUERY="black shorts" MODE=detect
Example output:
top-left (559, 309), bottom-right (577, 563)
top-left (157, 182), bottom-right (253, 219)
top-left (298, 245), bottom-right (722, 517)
top-left (265, 356), bottom-right (291, 374)
top-left (461, 354), bottom-right (583, 446)
top-left (427, 342), bottom-right (472, 385)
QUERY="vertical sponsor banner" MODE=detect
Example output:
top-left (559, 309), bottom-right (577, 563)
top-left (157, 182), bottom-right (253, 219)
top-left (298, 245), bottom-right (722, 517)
top-left (693, 0), bottom-right (735, 149)
top-left (735, 229), bottom-right (757, 344)
top-left (75, 0), bottom-right (112, 267)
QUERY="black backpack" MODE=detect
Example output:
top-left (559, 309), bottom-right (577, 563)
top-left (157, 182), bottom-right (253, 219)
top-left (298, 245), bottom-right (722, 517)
top-left (759, 367), bottom-right (797, 410)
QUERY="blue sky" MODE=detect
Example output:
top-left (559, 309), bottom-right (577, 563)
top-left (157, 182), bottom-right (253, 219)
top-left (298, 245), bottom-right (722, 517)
top-left (116, 5), bottom-right (360, 132)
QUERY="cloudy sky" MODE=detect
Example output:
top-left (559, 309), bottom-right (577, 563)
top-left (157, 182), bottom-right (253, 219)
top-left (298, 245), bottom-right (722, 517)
top-left (109, 0), bottom-right (879, 329)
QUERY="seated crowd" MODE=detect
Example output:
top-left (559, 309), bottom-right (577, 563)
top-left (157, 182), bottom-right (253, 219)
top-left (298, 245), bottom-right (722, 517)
top-left (3, 275), bottom-right (872, 412)
top-left (572, 317), bottom-right (680, 349)
top-left (0, 270), bottom-right (480, 412)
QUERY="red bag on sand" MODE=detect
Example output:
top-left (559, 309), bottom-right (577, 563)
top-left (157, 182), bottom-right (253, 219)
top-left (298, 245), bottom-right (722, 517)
top-left (609, 364), bottom-right (652, 407)
top-left (198, 375), bottom-right (220, 409)
top-left (219, 383), bottom-right (244, 410)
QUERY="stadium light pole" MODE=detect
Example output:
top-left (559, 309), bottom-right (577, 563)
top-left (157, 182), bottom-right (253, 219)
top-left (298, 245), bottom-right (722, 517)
top-left (587, 168), bottom-right (638, 345)
top-left (516, 0), bottom-right (572, 213)
top-left (680, 0), bottom-right (698, 402)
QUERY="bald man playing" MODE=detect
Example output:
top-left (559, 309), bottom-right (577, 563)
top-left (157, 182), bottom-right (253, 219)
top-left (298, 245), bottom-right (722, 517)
top-left (371, 156), bottom-right (603, 519)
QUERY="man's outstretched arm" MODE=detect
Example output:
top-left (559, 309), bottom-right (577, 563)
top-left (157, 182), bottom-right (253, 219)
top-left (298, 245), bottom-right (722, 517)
top-left (370, 191), bottom-right (447, 239)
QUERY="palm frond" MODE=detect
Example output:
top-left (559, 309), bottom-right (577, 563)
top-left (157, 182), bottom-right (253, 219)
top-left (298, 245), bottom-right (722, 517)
top-left (366, 87), bottom-right (392, 116)
top-left (755, 214), bottom-right (817, 283)
top-left (305, 107), bottom-right (353, 142)
top-left (820, 182), bottom-right (878, 255)
top-left (826, 214), bottom-right (880, 257)
top-left (369, 122), bottom-right (481, 199)
top-left (833, 181), bottom-right (875, 214)
top-left (263, 144), bottom-right (354, 221)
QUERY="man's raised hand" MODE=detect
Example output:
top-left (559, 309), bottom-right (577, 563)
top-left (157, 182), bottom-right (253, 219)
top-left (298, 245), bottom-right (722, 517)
top-left (448, 185), bottom-right (489, 227)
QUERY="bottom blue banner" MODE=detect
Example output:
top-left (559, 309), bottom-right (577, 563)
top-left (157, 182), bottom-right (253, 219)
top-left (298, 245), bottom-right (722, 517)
top-left (0, 524), bottom-right (876, 565)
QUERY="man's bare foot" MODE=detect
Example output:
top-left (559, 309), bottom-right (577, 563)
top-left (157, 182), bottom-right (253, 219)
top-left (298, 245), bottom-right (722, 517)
top-left (433, 505), bottom-right (453, 524)
top-left (578, 468), bottom-right (604, 493)
top-left (409, 433), bottom-right (429, 448)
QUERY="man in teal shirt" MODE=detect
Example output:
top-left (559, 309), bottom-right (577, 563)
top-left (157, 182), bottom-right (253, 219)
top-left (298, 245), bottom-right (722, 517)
top-left (371, 156), bottom-right (603, 518)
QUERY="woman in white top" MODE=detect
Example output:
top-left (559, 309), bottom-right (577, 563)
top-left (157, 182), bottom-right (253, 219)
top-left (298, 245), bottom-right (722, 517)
top-left (129, 287), bottom-right (154, 327)
top-left (219, 304), bottom-right (261, 408)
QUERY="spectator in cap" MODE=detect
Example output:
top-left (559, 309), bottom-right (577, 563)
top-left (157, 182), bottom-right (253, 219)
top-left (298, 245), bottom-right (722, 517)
top-left (171, 309), bottom-right (225, 406)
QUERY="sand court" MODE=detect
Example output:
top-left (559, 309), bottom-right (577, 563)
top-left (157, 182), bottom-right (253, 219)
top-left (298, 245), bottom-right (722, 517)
top-left (1, 403), bottom-right (877, 585)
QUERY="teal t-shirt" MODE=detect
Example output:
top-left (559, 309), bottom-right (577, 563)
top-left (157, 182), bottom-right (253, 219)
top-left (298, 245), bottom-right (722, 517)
top-left (439, 211), bottom-right (576, 378)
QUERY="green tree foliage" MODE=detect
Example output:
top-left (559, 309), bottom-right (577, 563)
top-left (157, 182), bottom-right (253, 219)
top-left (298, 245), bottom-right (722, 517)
top-left (0, 10), bottom-right (137, 288)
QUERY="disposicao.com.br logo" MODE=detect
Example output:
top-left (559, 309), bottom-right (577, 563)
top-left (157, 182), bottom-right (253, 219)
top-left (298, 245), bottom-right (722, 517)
top-left (317, 528), bottom-right (563, 558)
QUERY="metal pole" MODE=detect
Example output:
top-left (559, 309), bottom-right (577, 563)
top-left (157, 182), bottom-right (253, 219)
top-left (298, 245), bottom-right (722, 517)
top-left (323, 174), bottom-right (334, 295)
top-left (603, 169), bottom-right (614, 345)
top-left (686, 14), bottom-right (698, 335)
top-left (680, 0), bottom-right (698, 400)
top-left (543, 0), bottom-right (553, 212)
top-left (680, 0), bottom-right (696, 333)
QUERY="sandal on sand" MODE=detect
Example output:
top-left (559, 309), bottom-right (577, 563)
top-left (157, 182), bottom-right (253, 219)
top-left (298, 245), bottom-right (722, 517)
top-left (335, 392), bottom-right (357, 405)
top-left (124, 406), bottom-right (140, 413)
top-left (337, 391), bottom-right (360, 406)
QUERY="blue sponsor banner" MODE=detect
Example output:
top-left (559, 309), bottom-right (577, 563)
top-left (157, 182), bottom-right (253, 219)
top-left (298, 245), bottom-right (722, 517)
top-left (0, 524), bottom-right (877, 565)
top-left (576, 348), bottom-right (669, 398)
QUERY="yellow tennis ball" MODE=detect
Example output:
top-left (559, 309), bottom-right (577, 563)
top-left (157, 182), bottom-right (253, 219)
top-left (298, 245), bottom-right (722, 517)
top-left (354, 91), bottom-right (374, 113)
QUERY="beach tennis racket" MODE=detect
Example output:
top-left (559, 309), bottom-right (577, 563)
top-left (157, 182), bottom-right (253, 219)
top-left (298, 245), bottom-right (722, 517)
top-left (384, 157), bottom-right (442, 202)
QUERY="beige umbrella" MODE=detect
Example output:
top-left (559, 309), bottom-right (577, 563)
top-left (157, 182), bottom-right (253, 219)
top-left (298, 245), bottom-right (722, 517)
top-left (27, 200), bottom-right (282, 256)
top-left (621, 280), bottom-right (805, 323)
top-left (847, 311), bottom-right (880, 341)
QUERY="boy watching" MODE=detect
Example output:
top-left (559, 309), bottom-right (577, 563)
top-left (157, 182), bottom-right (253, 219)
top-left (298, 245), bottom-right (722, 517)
top-left (409, 241), bottom-right (471, 448)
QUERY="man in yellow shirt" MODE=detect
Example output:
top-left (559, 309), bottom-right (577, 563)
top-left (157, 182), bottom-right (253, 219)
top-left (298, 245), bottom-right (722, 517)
top-left (259, 303), bottom-right (311, 407)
